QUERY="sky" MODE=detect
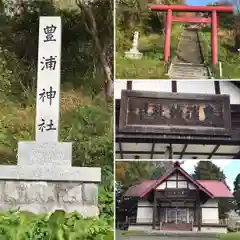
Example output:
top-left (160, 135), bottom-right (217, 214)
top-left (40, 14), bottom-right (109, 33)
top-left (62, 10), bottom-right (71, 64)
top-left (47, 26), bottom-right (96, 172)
top-left (183, 160), bottom-right (240, 191)
top-left (186, 0), bottom-right (215, 5)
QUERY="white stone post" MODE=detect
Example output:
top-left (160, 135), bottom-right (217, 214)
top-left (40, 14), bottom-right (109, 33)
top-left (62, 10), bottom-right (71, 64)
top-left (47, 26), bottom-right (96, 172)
top-left (125, 31), bottom-right (143, 59)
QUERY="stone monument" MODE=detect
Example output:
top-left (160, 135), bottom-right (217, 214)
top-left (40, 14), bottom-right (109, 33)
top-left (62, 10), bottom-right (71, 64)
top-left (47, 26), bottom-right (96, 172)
top-left (125, 31), bottom-right (143, 59)
top-left (0, 16), bottom-right (101, 216)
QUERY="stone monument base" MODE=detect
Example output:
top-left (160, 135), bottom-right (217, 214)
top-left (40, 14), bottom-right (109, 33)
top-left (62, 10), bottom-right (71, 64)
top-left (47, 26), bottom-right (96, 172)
top-left (125, 48), bottom-right (143, 59)
top-left (0, 181), bottom-right (99, 216)
top-left (0, 140), bottom-right (101, 217)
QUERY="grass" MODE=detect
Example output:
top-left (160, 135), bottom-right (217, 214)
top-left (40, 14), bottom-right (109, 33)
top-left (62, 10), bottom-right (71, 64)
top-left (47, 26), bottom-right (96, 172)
top-left (199, 27), bottom-right (240, 79)
top-left (218, 232), bottom-right (240, 240)
top-left (115, 24), bottom-right (183, 79)
top-left (0, 89), bottom-right (94, 165)
top-left (117, 230), bottom-right (240, 240)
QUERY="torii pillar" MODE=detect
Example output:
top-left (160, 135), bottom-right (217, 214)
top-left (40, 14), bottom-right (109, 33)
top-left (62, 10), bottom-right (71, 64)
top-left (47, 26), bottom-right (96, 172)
top-left (211, 10), bottom-right (217, 66)
top-left (151, 5), bottom-right (234, 65)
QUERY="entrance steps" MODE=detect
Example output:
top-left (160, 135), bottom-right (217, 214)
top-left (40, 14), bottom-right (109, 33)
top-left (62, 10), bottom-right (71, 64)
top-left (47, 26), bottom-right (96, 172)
top-left (168, 28), bottom-right (211, 79)
top-left (168, 63), bottom-right (209, 79)
top-left (143, 231), bottom-right (219, 239)
top-left (175, 28), bottom-right (203, 64)
top-left (161, 223), bottom-right (192, 231)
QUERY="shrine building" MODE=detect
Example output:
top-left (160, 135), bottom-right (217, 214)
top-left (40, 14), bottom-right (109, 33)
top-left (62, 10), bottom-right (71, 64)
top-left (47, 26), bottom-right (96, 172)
top-left (120, 162), bottom-right (233, 233)
top-left (115, 80), bottom-right (240, 160)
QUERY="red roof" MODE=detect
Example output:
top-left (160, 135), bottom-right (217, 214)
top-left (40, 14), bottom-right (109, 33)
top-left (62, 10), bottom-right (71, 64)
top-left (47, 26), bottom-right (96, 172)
top-left (197, 180), bottom-right (233, 198)
top-left (124, 180), bottom-right (157, 197)
top-left (123, 164), bottom-right (233, 199)
top-left (124, 179), bottom-right (233, 198)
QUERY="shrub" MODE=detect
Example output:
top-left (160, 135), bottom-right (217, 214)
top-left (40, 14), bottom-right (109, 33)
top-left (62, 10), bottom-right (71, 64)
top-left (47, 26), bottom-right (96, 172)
top-left (0, 210), bottom-right (113, 239)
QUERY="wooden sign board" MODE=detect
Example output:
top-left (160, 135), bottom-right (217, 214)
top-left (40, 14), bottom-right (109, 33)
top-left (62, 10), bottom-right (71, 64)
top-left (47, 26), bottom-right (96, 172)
top-left (156, 189), bottom-right (193, 199)
top-left (165, 189), bottom-right (190, 198)
top-left (119, 90), bottom-right (231, 136)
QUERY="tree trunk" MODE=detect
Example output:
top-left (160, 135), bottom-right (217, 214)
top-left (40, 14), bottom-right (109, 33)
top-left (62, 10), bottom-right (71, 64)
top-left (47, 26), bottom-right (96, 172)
top-left (76, 0), bottom-right (113, 100)
top-left (93, 38), bottom-right (113, 100)
top-left (101, 57), bottom-right (113, 99)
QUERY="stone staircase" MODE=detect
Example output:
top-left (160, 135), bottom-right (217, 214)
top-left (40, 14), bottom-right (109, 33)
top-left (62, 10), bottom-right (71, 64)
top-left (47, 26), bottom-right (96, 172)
top-left (168, 63), bottom-right (209, 79)
top-left (168, 27), bottom-right (210, 79)
top-left (161, 223), bottom-right (192, 231)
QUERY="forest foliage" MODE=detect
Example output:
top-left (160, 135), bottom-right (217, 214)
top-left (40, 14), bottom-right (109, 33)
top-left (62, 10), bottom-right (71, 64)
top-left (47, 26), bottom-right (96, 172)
top-left (116, 0), bottom-right (184, 52)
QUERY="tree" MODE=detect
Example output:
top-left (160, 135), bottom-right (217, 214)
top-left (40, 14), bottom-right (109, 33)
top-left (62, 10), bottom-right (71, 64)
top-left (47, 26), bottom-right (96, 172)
top-left (233, 173), bottom-right (240, 214)
top-left (210, 1), bottom-right (240, 50)
top-left (234, 14), bottom-right (240, 50)
top-left (192, 161), bottom-right (225, 180)
top-left (150, 161), bottom-right (172, 179)
top-left (116, 161), bottom-right (156, 188)
top-left (150, 166), bottom-right (165, 180)
top-left (227, 0), bottom-right (240, 11)
top-left (116, 0), bottom-right (185, 51)
top-left (192, 161), bottom-right (233, 219)
top-left (0, 0), bottom-right (113, 101)
top-left (115, 161), bottom-right (174, 189)
top-left (76, 0), bottom-right (113, 99)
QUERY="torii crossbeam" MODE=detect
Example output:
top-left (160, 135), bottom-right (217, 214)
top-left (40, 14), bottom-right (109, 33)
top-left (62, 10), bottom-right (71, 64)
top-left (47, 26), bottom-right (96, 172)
top-left (151, 5), bottom-right (234, 65)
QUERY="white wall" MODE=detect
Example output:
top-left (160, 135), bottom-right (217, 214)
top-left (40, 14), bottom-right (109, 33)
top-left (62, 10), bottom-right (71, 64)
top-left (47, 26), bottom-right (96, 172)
top-left (189, 183), bottom-right (196, 190)
top-left (156, 182), bottom-right (165, 190)
top-left (114, 80), bottom-right (240, 104)
top-left (136, 200), bottom-right (153, 223)
top-left (166, 181), bottom-right (177, 188)
top-left (201, 199), bottom-right (219, 224)
top-left (168, 173), bottom-right (177, 180)
top-left (201, 199), bottom-right (218, 208)
top-left (155, 172), bottom-right (196, 190)
top-left (177, 81), bottom-right (215, 94)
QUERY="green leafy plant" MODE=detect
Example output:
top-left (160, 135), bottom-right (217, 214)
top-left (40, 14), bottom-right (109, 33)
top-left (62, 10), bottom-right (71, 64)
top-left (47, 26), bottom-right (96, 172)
top-left (0, 210), bottom-right (113, 240)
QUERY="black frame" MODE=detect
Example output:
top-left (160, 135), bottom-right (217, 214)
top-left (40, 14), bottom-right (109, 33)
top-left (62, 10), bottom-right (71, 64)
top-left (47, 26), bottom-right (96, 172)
top-left (119, 90), bottom-right (231, 136)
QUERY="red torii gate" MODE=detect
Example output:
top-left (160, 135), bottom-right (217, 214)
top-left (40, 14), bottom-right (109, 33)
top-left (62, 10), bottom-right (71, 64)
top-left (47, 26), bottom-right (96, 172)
top-left (151, 5), bottom-right (234, 65)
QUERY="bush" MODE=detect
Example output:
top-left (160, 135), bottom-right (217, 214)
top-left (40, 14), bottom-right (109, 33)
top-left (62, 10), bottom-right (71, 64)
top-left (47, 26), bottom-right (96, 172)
top-left (0, 210), bottom-right (113, 239)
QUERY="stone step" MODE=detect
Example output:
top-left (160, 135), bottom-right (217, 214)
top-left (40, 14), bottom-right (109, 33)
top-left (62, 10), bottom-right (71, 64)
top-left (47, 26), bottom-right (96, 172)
top-left (169, 63), bottom-right (209, 79)
top-left (174, 29), bottom-right (203, 65)
top-left (168, 27), bottom-right (211, 79)
top-left (162, 223), bottom-right (192, 231)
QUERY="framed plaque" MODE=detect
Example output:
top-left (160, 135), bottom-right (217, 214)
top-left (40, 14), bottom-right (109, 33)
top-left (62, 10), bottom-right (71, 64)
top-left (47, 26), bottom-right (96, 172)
top-left (119, 90), bottom-right (231, 136)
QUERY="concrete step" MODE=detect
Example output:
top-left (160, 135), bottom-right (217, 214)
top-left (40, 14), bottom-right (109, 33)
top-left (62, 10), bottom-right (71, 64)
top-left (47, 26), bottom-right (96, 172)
top-left (169, 63), bottom-right (209, 79)
top-left (162, 223), bottom-right (192, 231)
